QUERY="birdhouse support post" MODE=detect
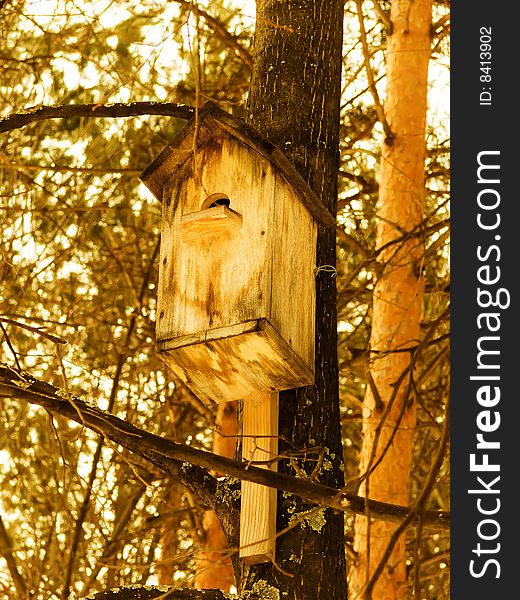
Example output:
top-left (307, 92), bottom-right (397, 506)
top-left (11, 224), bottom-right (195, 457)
top-left (239, 391), bottom-right (279, 564)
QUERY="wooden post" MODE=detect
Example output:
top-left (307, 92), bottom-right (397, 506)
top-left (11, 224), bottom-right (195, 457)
top-left (239, 392), bottom-right (278, 563)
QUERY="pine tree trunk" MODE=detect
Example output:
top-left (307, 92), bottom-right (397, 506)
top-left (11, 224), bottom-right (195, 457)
top-left (350, 1), bottom-right (432, 598)
top-left (242, 1), bottom-right (346, 598)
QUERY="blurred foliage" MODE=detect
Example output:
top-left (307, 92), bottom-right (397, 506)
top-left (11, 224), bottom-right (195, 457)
top-left (0, 0), bottom-right (449, 598)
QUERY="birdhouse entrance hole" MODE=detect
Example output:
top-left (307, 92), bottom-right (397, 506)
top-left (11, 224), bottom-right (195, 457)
top-left (180, 193), bottom-right (241, 242)
top-left (203, 193), bottom-right (231, 209)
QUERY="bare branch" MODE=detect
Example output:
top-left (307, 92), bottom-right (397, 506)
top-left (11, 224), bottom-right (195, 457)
top-left (0, 322), bottom-right (21, 370)
top-left (357, 306), bottom-right (450, 494)
top-left (355, 0), bottom-right (394, 143)
top-left (62, 239), bottom-right (161, 599)
top-left (174, 0), bottom-right (252, 68)
top-left (0, 101), bottom-right (194, 135)
top-left (81, 478), bottom-right (150, 596)
top-left (0, 364), bottom-right (450, 529)
top-left (432, 13), bottom-right (450, 35)
top-left (0, 316), bottom-right (68, 344)
top-left (0, 515), bottom-right (28, 598)
top-left (371, 0), bottom-right (393, 33)
top-left (0, 161), bottom-right (141, 175)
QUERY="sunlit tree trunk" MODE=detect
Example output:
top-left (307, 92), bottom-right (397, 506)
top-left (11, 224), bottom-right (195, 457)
top-left (350, 1), bottom-right (432, 598)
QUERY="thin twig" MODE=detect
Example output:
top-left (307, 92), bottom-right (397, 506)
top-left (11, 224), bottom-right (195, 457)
top-left (61, 239), bottom-right (161, 598)
top-left (174, 0), bottom-right (252, 67)
top-left (0, 316), bottom-right (68, 345)
top-left (371, 0), bottom-right (393, 33)
top-left (0, 515), bottom-right (28, 597)
top-left (0, 322), bottom-right (21, 370)
top-left (364, 395), bottom-right (450, 597)
top-left (432, 13), bottom-right (450, 35)
top-left (355, 0), bottom-right (394, 143)
top-left (356, 306), bottom-right (449, 495)
top-left (0, 161), bottom-right (141, 175)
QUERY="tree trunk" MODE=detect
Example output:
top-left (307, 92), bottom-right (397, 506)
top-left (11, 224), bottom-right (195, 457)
top-left (243, 1), bottom-right (346, 598)
top-left (350, 1), bottom-right (432, 598)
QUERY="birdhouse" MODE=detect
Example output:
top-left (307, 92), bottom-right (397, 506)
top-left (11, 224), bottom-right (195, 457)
top-left (140, 102), bottom-right (335, 405)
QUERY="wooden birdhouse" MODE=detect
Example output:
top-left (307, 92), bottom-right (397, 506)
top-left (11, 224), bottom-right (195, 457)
top-left (140, 102), bottom-right (335, 405)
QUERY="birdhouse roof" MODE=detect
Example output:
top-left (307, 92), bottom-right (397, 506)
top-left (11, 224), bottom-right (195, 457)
top-left (140, 101), bottom-right (336, 229)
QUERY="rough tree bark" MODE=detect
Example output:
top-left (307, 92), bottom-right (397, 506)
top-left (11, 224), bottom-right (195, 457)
top-left (242, 0), bottom-right (347, 598)
top-left (350, 1), bottom-right (433, 598)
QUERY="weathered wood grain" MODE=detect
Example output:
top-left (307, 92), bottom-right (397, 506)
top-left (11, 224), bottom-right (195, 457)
top-left (158, 319), bottom-right (313, 405)
top-left (140, 101), bottom-right (335, 229)
top-left (157, 132), bottom-right (273, 344)
top-left (269, 172), bottom-right (316, 370)
top-left (180, 205), bottom-right (242, 242)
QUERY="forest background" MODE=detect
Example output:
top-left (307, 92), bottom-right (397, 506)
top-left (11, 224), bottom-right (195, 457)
top-left (0, 1), bottom-right (450, 599)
